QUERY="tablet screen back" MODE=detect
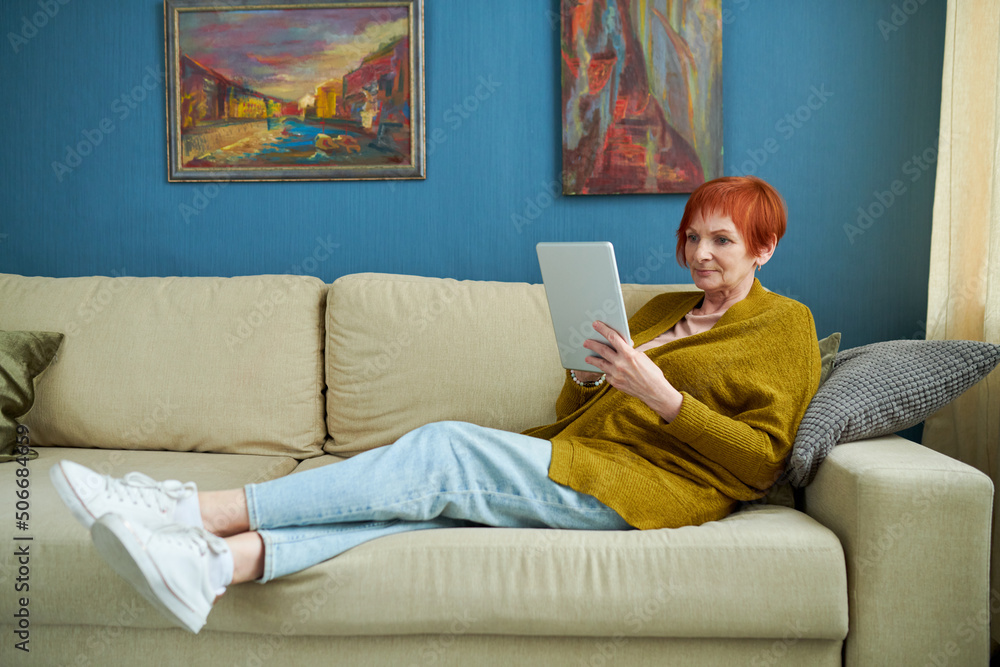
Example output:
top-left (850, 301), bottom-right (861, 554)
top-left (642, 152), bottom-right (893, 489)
top-left (536, 242), bottom-right (631, 372)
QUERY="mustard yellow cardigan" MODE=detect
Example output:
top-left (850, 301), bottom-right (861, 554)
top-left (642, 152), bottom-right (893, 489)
top-left (523, 279), bottom-right (820, 530)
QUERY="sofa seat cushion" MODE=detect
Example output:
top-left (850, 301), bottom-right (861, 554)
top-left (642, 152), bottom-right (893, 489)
top-left (17, 446), bottom-right (847, 642)
top-left (205, 503), bottom-right (847, 639)
top-left (324, 273), bottom-right (690, 455)
top-left (0, 274), bottom-right (327, 458)
top-left (0, 447), bottom-right (297, 626)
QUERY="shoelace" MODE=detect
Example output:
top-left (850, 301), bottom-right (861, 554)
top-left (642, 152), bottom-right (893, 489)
top-left (107, 472), bottom-right (195, 513)
top-left (146, 523), bottom-right (230, 601)
top-left (158, 523), bottom-right (228, 557)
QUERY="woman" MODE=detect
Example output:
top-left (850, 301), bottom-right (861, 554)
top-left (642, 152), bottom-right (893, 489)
top-left (51, 176), bottom-right (820, 633)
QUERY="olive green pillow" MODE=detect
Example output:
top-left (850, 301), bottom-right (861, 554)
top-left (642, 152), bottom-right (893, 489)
top-left (818, 332), bottom-right (841, 384)
top-left (0, 331), bottom-right (64, 462)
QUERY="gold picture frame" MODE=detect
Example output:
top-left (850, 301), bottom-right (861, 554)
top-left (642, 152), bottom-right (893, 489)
top-left (164, 0), bottom-right (425, 182)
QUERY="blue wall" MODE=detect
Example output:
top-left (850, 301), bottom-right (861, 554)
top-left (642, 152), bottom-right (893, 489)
top-left (0, 0), bottom-right (946, 350)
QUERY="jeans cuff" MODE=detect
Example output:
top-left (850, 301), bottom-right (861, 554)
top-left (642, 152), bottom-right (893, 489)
top-left (244, 483), bottom-right (262, 532)
top-left (255, 530), bottom-right (277, 583)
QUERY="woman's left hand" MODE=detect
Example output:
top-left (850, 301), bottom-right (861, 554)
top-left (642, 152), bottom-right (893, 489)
top-left (584, 321), bottom-right (684, 422)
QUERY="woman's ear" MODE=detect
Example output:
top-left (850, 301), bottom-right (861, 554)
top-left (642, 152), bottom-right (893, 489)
top-left (756, 234), bottom-right (778, 268)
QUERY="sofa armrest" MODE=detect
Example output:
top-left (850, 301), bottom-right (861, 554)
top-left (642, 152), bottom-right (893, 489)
top-left (803, 434), bottom-right (993, 667)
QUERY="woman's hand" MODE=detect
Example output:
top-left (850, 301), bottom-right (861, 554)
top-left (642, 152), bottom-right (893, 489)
top-left (583, 321), bottom-right (684, 422)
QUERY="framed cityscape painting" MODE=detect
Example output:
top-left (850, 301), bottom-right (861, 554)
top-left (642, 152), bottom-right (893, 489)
top-left (561, 0), bottom-right (722, 195)
top-left (164, 0), bottom-right (425, 182)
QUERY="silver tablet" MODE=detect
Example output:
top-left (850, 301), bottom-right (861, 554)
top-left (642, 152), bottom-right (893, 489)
top-left (536, 242), bottom-right (632, 372)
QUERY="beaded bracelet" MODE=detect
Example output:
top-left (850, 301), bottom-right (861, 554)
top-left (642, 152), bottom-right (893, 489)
top-left (570, 370), bottom-right (606, 388)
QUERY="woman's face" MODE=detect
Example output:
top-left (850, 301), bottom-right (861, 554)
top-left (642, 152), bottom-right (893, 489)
top-left (683, 210), bottom-right (762, 296)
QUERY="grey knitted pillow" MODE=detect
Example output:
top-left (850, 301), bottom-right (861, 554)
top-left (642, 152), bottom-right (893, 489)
top-left (785, 339), bottom-right (1000, 487)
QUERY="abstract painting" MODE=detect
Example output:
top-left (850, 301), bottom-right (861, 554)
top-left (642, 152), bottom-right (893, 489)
top-left (561, 0), bottom-right (721, 195)
top-left (165, 0), bottom-right (424, 182)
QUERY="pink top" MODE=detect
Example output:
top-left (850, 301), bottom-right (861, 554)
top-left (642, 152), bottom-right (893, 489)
top-left (634, 308), bottom-right (725, 353)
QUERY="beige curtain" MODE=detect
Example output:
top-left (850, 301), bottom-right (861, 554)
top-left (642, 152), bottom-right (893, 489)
top-left (923, 0), bottom-right (1000, 646)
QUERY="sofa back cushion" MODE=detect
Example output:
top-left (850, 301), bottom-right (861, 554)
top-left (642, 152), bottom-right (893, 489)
top-left (325, 273), bottom-right (688, 454)
top-left (0, 274), bottom-right (327, 458)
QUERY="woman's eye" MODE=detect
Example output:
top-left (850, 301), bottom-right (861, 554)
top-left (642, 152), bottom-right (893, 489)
top-left (716, 237), bottom-right (730, 245)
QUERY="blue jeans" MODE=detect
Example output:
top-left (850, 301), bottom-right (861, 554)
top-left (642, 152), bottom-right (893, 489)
top-left (244, 421), bottom-right (632, 582)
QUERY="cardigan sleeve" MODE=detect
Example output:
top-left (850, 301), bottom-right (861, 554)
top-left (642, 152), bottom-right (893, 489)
top-left (554, 370), bottom-right (604, 421)
top-left (662, 392), bottom-right (788, 488)
top-left (659, 303), bottom-right (821, 490)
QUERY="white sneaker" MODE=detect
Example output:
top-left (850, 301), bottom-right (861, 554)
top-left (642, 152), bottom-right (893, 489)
top-left (50, 460), bottom-right (197, 530)
top-left (91, 514), bottom-right (227, 634)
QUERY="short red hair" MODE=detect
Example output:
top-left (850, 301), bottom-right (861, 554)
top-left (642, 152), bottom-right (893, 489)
top-left (674, 176), bottom-right (787, 267)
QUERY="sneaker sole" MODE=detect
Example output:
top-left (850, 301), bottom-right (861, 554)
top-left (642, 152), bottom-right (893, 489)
top-left (49, 462), bottom-right (99, 529)
top-left (91, 515), bottom-right (206, 634)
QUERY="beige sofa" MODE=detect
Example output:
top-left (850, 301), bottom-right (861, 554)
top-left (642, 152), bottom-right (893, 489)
top-left (0, 272), bottom-right (992, 667)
